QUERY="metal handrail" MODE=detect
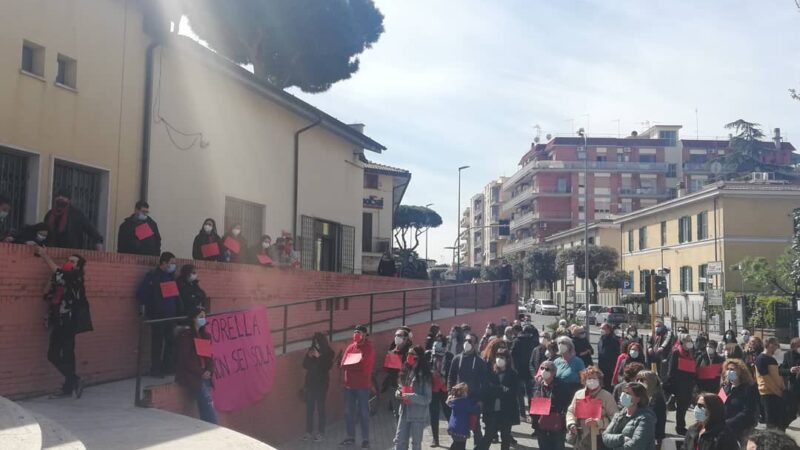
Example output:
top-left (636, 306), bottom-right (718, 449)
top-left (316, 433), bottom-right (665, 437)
top-left (133, 279), bottom-right (511, 407)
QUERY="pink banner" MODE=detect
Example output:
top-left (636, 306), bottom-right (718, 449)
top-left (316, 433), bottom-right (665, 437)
top-left (206, 307), bottom-right (277, 412)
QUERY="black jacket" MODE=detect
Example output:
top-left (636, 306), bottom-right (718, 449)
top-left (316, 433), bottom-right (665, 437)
top-left (377, 258), bottom-right (396, 276)
top-left (598, 334), bottom-right (621, 371)
top-left (192, 232), bottom-right (223, 261)
top-left (650, 391), bottom-right (667, 441)
top-left (779, 349), bottom-right (800, 393)
top-left (695, 352), bottom-right (725, 393)
top-left (117, 215), bottom-right (161, 256)
top-left (511, 333), bottom-right (538, 379)
top-left (44, 206), bottom-right (103, 249)
top-left (0, 216), bottom-right (12, 241)
top-left (303, 346), bottom-right (334, 389)
top-left (177, 277), bottom-right (209, 313)
top-left (684, 423), bottom-right (739, 450)
top-left (573, 336), bottom-right (594, 367)
top-left (12, 225), bottom-right (47, 245)
top-left (663, 348), bottom-right (696, 397)
top-left (44, 268), bottom-right (93, 334)
top-left (483, 368), bottom-right (520, 427)
top-left (722, 382), bottom-right (758, 436)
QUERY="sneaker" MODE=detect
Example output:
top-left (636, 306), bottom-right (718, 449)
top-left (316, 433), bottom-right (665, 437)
top-left (301, 433), bottom-right (312, 441)
top-left (74, 379), bottom-right (85, 399)
top-left (360, 440), bottom-right (370, 449)
top-left (430, 441), bottom-right (439, 448)
top-left (314, 434), bottom-right (324, 442)
top-left (338, 438), bottom-right (355, 447)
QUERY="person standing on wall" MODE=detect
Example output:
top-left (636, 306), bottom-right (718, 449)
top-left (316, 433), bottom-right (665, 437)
top-left (250, 235), bottom-right (274, 266)
top-left (117, 201), bottom-right (161, 256)
top-left (303, 332), bottom-right (334, 442)
top-left (221, 223), bottom-right (248, 264)
top-left (35, 246), bottom-right (92, 399)
top-left (44, 189), bottom-right (104, 250)
top-left (755, 337), bottom-right (787, 430)
top-left (192, 218), bottom-right (222, 262)
top-left (0, 194), bottom-right (14, 242)
top-left (378, 251), bottom-right (396, 277)
top-left (174, 306), bottom-right (217, 424)
top-left (340, 325), bottom-right (375, 449)
top-left (136, 252), bottom-right (182, 377)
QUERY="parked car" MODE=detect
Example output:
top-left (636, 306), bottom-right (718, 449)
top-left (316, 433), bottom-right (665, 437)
top-left (595, 306), bottom-right (629, 326)
top-left (575, 304), bottom-right (604, 325)
top-left (518, 304), bottom-right (530, 316)
top-left (534, 299), bottom-right (560, 315)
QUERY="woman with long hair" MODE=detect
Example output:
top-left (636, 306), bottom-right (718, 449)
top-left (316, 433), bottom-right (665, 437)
top-left (175, 306), bottom-right (217, 424)
top-left (220, 222), bottom-right (248, 263)
top-left (612, 341), bottom-right (646, 386)
top-left (176, 264), bottom-right (210, 313)
top-left (479, 323), bottom-right (497, 352)
top-left (635, 370), bottom-right (667, 446)
top-left (684, 392), bottom-right (739, 450)
top-left (393, 346), bottom-right (432, 450)
top-left (721, 358), bottom-right (759, 444)
top-left (724, 342), bottom-right (744, 360)
top-left (601, 382), bottom-right (656, 450)
top-left (476, 348), bottom-right (519, 450)
top-left (191, 218), bottom-right (222, 261)
top-left (481, 336), bottom-right (509, 366)
top-left (302, 332), bottom-right (334, 442)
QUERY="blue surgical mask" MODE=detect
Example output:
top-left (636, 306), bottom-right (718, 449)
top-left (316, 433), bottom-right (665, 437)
top-left (726, 370), bottom-right (738, 382)
top-left (137, 213), bottom-right (148, 221)
top-left (166, 263), bottom-right (177, 274)
top-left (196, 317), bottom-right (206, 327)
top-left (619, 392), bottom-right (633, 407)
top-left (693, 405), bottom-right (706, 422)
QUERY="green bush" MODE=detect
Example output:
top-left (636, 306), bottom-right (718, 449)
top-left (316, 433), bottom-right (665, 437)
top-left (748, 295), bottom-right (790, 328)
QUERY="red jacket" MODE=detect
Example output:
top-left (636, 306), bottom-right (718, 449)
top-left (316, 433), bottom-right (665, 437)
top-left (174, 327), bottom-right (214, 393)
top-left (341, 339), bottom-right (375, 390)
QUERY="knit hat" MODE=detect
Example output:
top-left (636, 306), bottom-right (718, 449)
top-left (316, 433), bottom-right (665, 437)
top-left (354, 325), bottom-right (368, 334)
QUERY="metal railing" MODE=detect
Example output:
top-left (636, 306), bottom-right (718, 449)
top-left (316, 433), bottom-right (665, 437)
top-left (133, 279), bottom-right (511, 406)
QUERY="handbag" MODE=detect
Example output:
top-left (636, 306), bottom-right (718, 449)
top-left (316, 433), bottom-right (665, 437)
top-left (538, 412), bottom-right (564, 432)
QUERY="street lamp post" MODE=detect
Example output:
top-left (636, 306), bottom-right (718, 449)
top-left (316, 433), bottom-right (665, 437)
top-left (457, 166), bottom-right (470, 281)
top-left (425, 203), bottom-right (433, 264)
top-left (577, 128), bottom-right (590, 337)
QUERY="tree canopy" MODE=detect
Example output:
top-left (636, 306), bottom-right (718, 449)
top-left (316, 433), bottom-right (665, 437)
top-left (598, 270), bottom-right (630, 290)
top-left (555, 245), bottom-right (619, 301)
top-left (738, 208), bottom-right (800, 297)
top-left (526, 247), bottom-right (559, 297)
top-left (718, 120), bottom-right (771, 178)
top-left (393, 205), bottom-right (442, 252)
top-left (183, 0), bottom-right (384, 93)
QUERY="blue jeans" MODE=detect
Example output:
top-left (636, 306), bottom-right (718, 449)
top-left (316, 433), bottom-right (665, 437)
top-left (394, 419), bottom-right (426, 450)
top-left (197, 380), bottom-right (218, 424)
top-left (344, 388), bottom-right (370, 441)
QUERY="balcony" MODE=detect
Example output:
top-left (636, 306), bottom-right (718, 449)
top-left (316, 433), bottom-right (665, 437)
top-left (617, 187), bottom-right (670, 198)
top-left (531, 160), bottom-right (669, 173)
top-left (502, 186), bottom-right (573, 213)
top-left (510, 211), bottom-right (572, 230)
top-left (510, 211), bottom-right (536, 230)
top-left (503, 236), bottom-right (536, 254)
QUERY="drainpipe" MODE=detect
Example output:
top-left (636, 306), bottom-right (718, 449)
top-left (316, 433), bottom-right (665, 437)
top-left (293, 117), bottom-right (322, 238)
top-left (139, 42), bottom-right (159, 202)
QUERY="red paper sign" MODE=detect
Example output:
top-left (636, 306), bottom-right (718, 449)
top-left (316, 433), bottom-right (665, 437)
top-left (201, 242), bottom-right (220, 258)
top-left (134, 223), bottom-right (154, 240)
top-left (401, 385), bottom-right (413, 405)
top-left (718, 387), bottom-right (728, 403)
top-left (159, 281), bottom-right (179, 298)
top-left (529, 396), bottom-right (552, 416)
top-left (256, 254), bottom-right (273, 265)
top-left (697, 364), bottom-right (722, 380)
top-left (223, 237), bottom-right (241, 254)
top-left (383, 352), bottom-right (402, 369)
top-left (678, 357), bottom-right (697, 373)
top-left (575, 398), bottom-right (602, 419)
top-left (342, 352), bottom-right (363, 366)
top-left (194, 338), bottom-right (212, 357)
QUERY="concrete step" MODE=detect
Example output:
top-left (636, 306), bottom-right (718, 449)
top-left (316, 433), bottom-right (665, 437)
top-left (0, 395), bottom-right (43, 450)
top-left (33, 412), bottom-right (86, 450)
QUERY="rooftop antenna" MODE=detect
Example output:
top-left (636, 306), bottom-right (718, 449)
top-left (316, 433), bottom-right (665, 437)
top-left (695, 108), bottom-right (699, 139)
top-left (611, 119), bottom-right (621, 138)
top-left (582, 114), bottom-right (591, 134)
top-left (533, 123), bottom-right (542, 141)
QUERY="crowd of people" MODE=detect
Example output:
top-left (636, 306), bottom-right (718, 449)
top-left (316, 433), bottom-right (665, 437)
top-left (308, 315), bottom-right (800, 450)
top-left (0, 194), bottom-right (301, 267)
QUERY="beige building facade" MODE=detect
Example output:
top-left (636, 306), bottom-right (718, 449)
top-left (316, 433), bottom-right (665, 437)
top-left (361, 161), bottom-right (410, 274)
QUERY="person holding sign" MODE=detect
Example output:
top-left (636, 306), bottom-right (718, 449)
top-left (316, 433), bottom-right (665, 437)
top-left (696, 339), bottom-right (725, 394)
top-left (475, 349), bottom-right (518, 450)
top-left (250, 235), bottom-right (274, 266)
top-left (566, 367), bottom-right (617, 450)
top-left (136, 252), bottom-right (182, 377)
top-left (720, 358), bottom-right (759, 445)
top-left (383, 329), bottom-right (413, 417)
top-left (683, 393), bottom-right (739, 450)
top-left (192, 218), bottom-right (222, 262)
top-left (663, 334), bottom-right (697, 435)
top-left (340, 325), bottom-right (375, 449)
top-left (175, 306), bottom-right (217, 424)
top-left (302, 332), bottom-right (334, 442)
top-left (117, 201), bottom-right (161, 256)
top-left (176, 265), bottom-right (210, 313)
top-left (393, 346), bottom-right (432, 450)
top-left (221, 223), bottom-right (248, 264)
top-left (428, 335), bottom-right (453, 447)
top-left (530, 360), bottom-right (571, 450)
top-left (601, 382), bottom-right (656, 450)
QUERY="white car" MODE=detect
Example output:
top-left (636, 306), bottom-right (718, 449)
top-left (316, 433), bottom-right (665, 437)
top-left (534, 299), bottom-right (560, 315)
top-left (575, 304), bottom-right (604, 324)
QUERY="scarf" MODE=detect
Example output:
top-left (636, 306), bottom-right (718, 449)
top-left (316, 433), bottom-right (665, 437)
top-left (48, 207), bottom-right (69, 233)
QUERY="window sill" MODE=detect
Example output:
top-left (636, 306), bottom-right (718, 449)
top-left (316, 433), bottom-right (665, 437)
top-left (55, 82), bottom-right (78, 93)
top-left (19, 69), bottom-right (46, 82)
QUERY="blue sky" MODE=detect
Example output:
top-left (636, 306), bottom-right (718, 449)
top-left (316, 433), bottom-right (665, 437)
top-left (189, 1), bottom-right (800, 265)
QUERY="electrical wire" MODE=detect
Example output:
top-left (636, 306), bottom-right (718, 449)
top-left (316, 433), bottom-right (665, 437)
top-left (152, 47), bottom-right (205, 151)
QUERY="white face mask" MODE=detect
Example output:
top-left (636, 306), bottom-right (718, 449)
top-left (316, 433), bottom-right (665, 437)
top-left (232, 229), bottom-right (241, 236)
top-left (541, 370), bottom-right (553, 380)
top-left (495, 358), bottom-right (506, 369)
top-left (503, 335), bottom-right (511, 342)
top-left (36, 233), bottom-right (47, 241)
top-left (463, 342), bottom-right (473, 353)
top-left (707, 348), bottom-right (716, 357)
top-left (394, 336), bottom-right (404, 346)
top-left (558, 344), bottom-right (569, 355)
top-left (189, 273), bottom-right (198, 282)
top-left (586, 379), bottom-right (600, 390)
top-left (262, 241), bottom-right (270, 249)
top-left (545, 350), bottom-right (551, 358)
top-left (203, 224), bottom-right (213, 233)
top-left (684, 342), bottom-right (694, 350)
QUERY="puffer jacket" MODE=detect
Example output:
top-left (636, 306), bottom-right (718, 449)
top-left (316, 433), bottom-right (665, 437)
top-left (601, 407), bottom-right (657, 450)
top-left (398, 372), bottom-right (432, 423)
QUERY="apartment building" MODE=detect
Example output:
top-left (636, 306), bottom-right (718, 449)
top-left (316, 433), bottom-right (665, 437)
top-left (460, 206), bottom-right (471, 266)
top-left (461, 178), bottom-right (510, 267)
top-left (616, 181), bottom-right (800, 320)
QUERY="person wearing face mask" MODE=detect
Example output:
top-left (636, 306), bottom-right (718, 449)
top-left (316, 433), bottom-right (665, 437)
top-left (302, 332), bottom-right (334, 442)
top-left (0, 194), bottom-right (13, 242)
top-left (601, 382), bottom-right (656, 450)
top-left (721, 358), bottom-right (759, 444)
top-left (566, 367), bottom-right (617, 450)
top-left (176, 264), bottom-right (210, 313)
top-left (622, 325), bottom-right (643, 350)
top-left (383, 329), bottom-right (413, 416)
top-left (512, 324), bottom-right (539, 421)
top-left (447, 333), bottom-right (489, 446)
top-left (192, 218), bottom-right (222, 261)
top-left (175, 306), bottom-right (217, 424)
top-left (647, 318), bottom-right (675, 376)
top-left (530, 360), bottom-right (571, 450)
top-left (778, 337), bottom-right (800, 423)
top-left (340, 325), bottom-right (375, 449)
top-left (117, 201), bottom-right (161, 256)
top-left (696, 339), bottom-right (725, 394)
top-left (424, 324), bottom-right (441, 351)
top-left (612, 342), bottom-right (646, 386)
top-left (720, 329), bottom-right (737, 350)
top-left (635, 370), bottom-right (666, 446)
top-left (393, 346), bottom-right (432, 450)
top-left (479, 323), bottom-right (497, 352)
top-left (612, 362), bottom-right (644, 404)
top-left (43, 189), bottom-right (104, 250)
top-left (447, 325), bottom-right (464, 355)
top-left (220, 223), bottom-right (248, 264)
top-left (663, 334), bottom-right (698, 435)
top-left (35, 246), bottom-right (92, 399)
top-left (598, 323), bottom-right (621, 391)
top-left (11, 222), bottom-right (49, 246)
top-left (572, 326), bottom-right (594, 368)
top-left (476, 349), bottom-right (518, 450)
top-left (554, 337), bottom-right (586, 386)
top-left (684, 393), bottom-right (738, 450)
top-left (695, 332), bottom-right (710, 357)
top-left (136, 252), bottom-right (182, 377)
top-left (530, 333), bottom-right (552, 380)
top-left (250, 235), bottom-right (274, 266)
top-left (755, 337), bottom-right (787, 430)
top-left (428, 335), bottom-right (453, 447)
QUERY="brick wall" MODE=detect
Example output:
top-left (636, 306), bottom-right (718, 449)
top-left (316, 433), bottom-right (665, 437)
top-left (0, 243), bottom-right (430, 398)
top-left (145, 304), bottom-right (517, 445)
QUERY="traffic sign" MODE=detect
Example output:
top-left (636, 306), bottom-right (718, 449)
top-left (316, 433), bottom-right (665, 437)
top-left (566, 264), bottom-right (575, 286)
top-left (622, 279), bottom-right (632, 294)
top-left (708, 289), bottom-right (724, 306)
top-left (707, 261), bottom-right (723, 275)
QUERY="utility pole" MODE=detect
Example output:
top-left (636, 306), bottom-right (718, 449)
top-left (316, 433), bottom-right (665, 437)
top-left (456, 166), bottom-right (469, 280)
top-left (578, 128), bottom-right (590, 338)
